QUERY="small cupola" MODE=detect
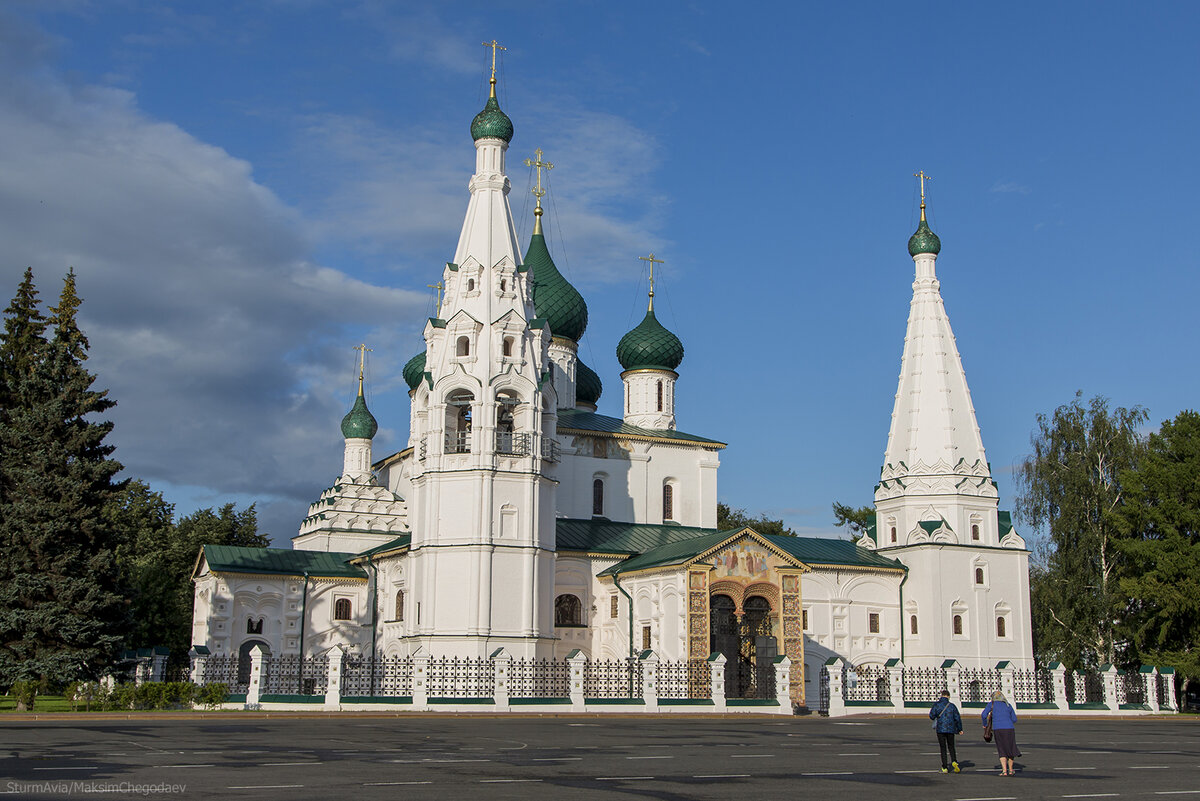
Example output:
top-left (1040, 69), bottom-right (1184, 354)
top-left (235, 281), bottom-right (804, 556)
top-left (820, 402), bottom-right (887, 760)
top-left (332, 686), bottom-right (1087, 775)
top-left (340, 345), bottom-right (377, 483)
top-left (618, 255), bottom-right (682, 430)
top-left (402, 350), bottom-right (427, 392)
top-left (575, 359), bottom-right (603, 411)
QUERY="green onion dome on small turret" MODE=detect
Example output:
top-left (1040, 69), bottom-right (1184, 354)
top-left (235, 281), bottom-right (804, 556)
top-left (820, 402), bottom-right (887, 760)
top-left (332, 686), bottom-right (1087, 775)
top-left (907, 217), bottom-right (941, 257)
top-left (402, 350), bottom-right (426, 391)
top-left (525, 220), bottom-right (588, 342)
top-left (471, 94), bottom-right (513, 143)
top-left (576, 359), bottom-right (603, 406)
top-left (341, 393), bottom-right (378, 440)
top-left (617, 306), bottom-right (684, 372)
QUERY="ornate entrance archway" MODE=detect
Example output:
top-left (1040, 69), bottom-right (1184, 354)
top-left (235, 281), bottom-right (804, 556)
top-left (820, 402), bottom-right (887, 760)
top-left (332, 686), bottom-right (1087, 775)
top-left (710, 594), bottom-right (777, 698)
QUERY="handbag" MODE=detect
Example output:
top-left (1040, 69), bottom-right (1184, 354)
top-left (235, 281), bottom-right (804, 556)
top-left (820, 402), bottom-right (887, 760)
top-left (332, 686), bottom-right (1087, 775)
top-left (983, 709), bottom-right (994, 743)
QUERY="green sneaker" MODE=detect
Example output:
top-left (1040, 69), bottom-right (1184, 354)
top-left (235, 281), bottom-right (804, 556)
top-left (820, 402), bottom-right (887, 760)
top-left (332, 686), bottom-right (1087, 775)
top-left (952, 762), bottom-right (960, 773)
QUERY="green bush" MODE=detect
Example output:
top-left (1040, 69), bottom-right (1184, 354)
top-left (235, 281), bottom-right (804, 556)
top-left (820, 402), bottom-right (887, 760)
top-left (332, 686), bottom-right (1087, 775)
top-left (106, 683), bottom-right (136, 710)
top-left (196, 683), bottom-right (229, 709)
top-left (65, 681), bottom-right (106, 712)
top-left (10, 680), bottom-right (38, 711)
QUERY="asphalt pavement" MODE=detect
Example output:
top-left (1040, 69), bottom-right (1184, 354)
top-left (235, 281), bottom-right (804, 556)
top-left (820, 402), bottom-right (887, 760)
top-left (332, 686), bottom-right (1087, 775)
top-left (1, 713), bottom-right (1197, 800)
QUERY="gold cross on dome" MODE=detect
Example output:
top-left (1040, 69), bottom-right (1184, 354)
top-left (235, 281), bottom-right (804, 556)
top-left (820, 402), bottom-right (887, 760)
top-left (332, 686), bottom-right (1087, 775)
top-left (427, 282), bottom-right (443, 317)
top-left (639, 253), bottom-right (665, 309)
top-left (524, 148), bottom-right (554, 203)
top-left (913, 170), bottom-right (933, 202)
top-left (353, 343), bottom-right (372, 394)
top-left (481, 39), bottom-right (506, 83)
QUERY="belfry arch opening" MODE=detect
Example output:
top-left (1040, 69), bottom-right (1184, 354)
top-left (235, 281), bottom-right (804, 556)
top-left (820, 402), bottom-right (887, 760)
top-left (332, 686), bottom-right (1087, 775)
top-left (445, 390), bottom-right (474, 453)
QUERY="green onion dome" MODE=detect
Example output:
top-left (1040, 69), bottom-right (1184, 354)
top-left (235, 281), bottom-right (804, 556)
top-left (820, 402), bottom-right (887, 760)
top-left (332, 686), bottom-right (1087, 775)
top-left (907, 218), bottom-right (942, 256)
top-left (402, 350), bottom-right (426, 391)
top-left (616, 308), bottom-right (684, 372)
top-left (340, 393), bottom-right (378, 440)
top-left (471, 95), bottom-right (514, 143)
top-left (576, 359), bottom-right (603, 406)
top-left (526, 230), bottom-right (588, 342)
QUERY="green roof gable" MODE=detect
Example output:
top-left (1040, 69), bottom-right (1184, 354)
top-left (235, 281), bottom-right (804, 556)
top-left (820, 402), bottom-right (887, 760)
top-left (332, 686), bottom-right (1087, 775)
top-left (354, 534), bottom-right (413, 559)
top-left (557, 408), bottom-right (725, 448)
top-left (200, 545), bottom-right (366, 579)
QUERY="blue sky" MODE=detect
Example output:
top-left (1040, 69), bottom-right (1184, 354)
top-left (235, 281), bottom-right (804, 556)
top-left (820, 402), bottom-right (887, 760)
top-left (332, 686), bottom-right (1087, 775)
top-left (2, 2), bottom-right (1197, 543)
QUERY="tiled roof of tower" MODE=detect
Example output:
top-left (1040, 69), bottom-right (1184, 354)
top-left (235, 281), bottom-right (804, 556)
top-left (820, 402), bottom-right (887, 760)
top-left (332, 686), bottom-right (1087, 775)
top-left (199, 545), bottom-right (366, 579)
top-left (616, 308), bottom-right (684, 371)
top-left (557, 408), bottom-right (725, 448)
top-left (556, 518), bottom-right (716, 555)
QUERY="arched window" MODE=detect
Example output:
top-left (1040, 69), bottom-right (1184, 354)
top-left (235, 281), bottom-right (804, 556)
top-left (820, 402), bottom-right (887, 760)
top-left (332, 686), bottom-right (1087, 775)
top-left (656, 380), bottom-right (663, 412)
top-left (952, 614), bottom-right (963, 636)
top-left (246, 617), bottom-right (263, 634)
top-left (495, 394), bottom-right (522, 454)
top-left (334, 598), bottom-right (352, 621)
top-left (446, 390), bottom-right (473, 453)
top-left (971, 523), bottom-right (980, 541)
top-left (555, 594), bottom-right (583, 626)
top-left (663, 483), bottom-right (674, 522)
top-left (467, 278), bottom-right (475, 292)
top-left (996, 616), bottom-right (1006, 638)
top-left (395, 590), bottom-right (404, 622)
top-left (592, 478), bottom-right (604, 516)
top-left (868, 612), bottom-right (880, 634)
top-left (500, 278), bottom-right (507, 292)
top-left (975, 567), bottom-right (984, 585)
top-left (910, 615), bottom-right (918, 635)
top-left (502, 336), bottom-right (513, 357)
top-left (890, 526), bottom-right (897, 543)
top-left (456, 336), bottom-right (470, 357)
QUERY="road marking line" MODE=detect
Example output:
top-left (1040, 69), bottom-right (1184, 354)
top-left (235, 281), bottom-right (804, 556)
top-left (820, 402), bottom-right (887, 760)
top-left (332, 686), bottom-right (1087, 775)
top-left (228, 785), bottom-right (303, 790)
top-left (32, 767), bottom-right (97, 771)
top-left (153, 764), bottom-right (213, 769)
top-left (1156, 792), bottom-right (1200, 796)
top-left (953, 797), bottom-right (1015, 801)
top-left (389, 758), bottom-right (490, 763)
top-left (365, 782), bottom-right (433, 786)
top-left (694, 774), bottom-right (749, 778)
top-left (1131, 766), bottom-right (1170, 769)
top-left (481, 779), bottom-right (542, 783)
top-left (532, 757), bottom-right (582, 761)
top-left (896, 769), bottom-right (942, 773)
top-left (839, 753), bottom-right (880, 756)
top-left (729, 754), bottom-right (774, 758)
top-left (1055, 767), bottom-right (1097, 770)
top-left (596, 777), bottom-right (653, 781)
top-left (803, 771), bottom-right (853, 776)
top-left (1063, 794), bottom-right (1119, 798)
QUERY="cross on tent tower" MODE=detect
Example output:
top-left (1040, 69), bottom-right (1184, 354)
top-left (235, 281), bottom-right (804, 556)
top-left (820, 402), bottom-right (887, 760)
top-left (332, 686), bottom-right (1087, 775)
top-left (427, 282), bottom-right (443, 317)
top-left (482, 39), bottom-right (506, 93)
top-left (913, 169), bottom-right (933, 219)
top-left (639, 253), bottom-right (665, 310)
top-left (524, 148), bottom-right (554, 231)
top-left (353, 343), bottom-right (372, 395)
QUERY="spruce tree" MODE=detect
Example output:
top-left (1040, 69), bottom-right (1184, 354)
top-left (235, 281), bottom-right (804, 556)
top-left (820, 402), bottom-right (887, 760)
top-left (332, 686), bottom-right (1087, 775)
top-left (0, 267), bottom-right (47, 408)
top-left (0, 270), bottom-right (127, 684)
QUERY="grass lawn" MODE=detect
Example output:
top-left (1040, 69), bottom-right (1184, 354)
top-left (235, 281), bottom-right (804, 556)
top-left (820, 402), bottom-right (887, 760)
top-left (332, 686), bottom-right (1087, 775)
top-left (0, 694), bottom-right (79, 713)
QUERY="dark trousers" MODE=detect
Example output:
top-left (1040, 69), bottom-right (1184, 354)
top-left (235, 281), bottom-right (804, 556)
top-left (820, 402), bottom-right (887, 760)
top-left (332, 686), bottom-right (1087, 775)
top-left (937, 732), bottom-right (958, 768)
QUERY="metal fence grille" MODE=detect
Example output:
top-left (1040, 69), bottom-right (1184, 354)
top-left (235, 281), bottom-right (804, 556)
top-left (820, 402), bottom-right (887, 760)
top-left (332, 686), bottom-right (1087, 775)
top-left (657, 659), bottom-right (711, 700)
top-left (818, 665), bottom-right (830, 713)
top-left (508, 657), bottom-right (570, 698)
top-left (583, 658), bottom-right (641, 698)
top-left (200, 655), bottom-right (248, 694)
top-left (1012, 669), bottom-right (1054, 704)
top-left (845, 664), bottom-right (890, 702)
top-left (1066, 671), bottom-right (1104, 704)
top-left (960, 668), bottom-right (1002, 703)
top-left (340, 655), bottom-right (414, 697)
top-left (902, 667), bottom-right (947, 702)
top-left (261, 654), bottom-right (327, 695)
top-left (1116, 671), bottom-right (1147, 705)
top-left (1156, 673), bottom-right (1172, 708)
top-left (426, 656), bottom-right (494, 698)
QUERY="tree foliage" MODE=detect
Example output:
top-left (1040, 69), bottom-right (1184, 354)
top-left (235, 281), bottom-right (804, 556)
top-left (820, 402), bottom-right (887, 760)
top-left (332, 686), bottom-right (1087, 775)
top-left (1115, 410), bottom-right (1200, 682)
top-left (1015, 392), bottom-right (1147, 669)
top-left (832, 502), bottom-right (875, 540)
top-left (0, 269), bottom-right (128, 684)
top-left (716, 502), bottom-right (795, 537)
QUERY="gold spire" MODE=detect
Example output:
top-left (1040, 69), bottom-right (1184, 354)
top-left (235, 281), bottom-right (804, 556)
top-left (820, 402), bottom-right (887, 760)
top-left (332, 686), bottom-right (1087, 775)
top-left (914, 170), bottom-right (932, 221)
top-left (426, 282), bottom-right (443, 317)
top-left (524, 147), bottom-right (554, 234)
top-left (638, 253), bottom-right (664, 311)
top-left (481, 39), bottom-right (507, 98)
top-left (353, 343), bottom-right (372, 397)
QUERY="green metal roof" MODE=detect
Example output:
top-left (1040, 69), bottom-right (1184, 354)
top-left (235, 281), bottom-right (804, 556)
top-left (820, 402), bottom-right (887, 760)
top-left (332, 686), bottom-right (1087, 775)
top-left (919, 520), bottom-right (951, 535)
top-left (354, 534), bottom-right (413, 559)
top-left (340, 393), bottom-right (378, 439)
top-left (908, 217), bottom-right (942, 256)
top-left (597, 529), bottom-right (737, 575)
top-left (200, 545), bottom-right (366, 579)
top-left (997, 510), bottom-right (1014, 538)
top-left (616, 307), bottom-right (684, 371)
top-left (526, 230), bottom-right (587, 343)
top-left (575, 358), bottom-right (603, 405)
top-left (767, 534), bottom-right (905, 571)
top-left (402, 350), bottom-right (427, 390)
top-left (557, 408), bottom-right (725, 448)
top-left (470, 94), bottom-right (514, 142)
top-left (556, 517), bottom-right (717, 555)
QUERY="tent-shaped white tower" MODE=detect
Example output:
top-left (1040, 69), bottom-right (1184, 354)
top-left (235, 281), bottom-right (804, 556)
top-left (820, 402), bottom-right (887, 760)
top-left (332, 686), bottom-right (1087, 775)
top-left (866, 179), bottom-right (1034, 669)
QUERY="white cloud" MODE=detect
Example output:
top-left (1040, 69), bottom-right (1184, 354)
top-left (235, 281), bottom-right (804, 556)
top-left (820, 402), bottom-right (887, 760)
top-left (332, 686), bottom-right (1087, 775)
top-left (990, 179), bottom-right (1031, 194)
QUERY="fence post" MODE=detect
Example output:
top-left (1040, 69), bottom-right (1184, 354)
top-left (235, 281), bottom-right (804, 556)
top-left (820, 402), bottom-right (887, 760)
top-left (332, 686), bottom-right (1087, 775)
top-left (412, 650), bottom-right (430, 710)
top-left (1159, 667), bottom-right (1177, 712)
top-left (640, 650), bottom-right (659, 712)
top-left (1048, 662), bottom-right (1068, 712)
top-left (709, 652), bottom-right (727, 712)
top-left (492, 648), bottom-right (510, 712)
top-left (774, 656), bottom-right (792, 712)
top-left (886, 658), bottom-right (904, 712)
top-left (246, 644), bottom-right (266, 708)
top-left (150, 649), bottom-right (169, 683)
top-left (996, 660), bottom-right (1015, 704)
top-left (567, 650), bottom-right (586, 712)
top-left (1139, 665), bottom-right (1158, 712)
top-left (1101, 664), bottom-right (1119, 712)
top-left (942, 660), bottom-right (961, 709)
top-left (825, 657), bottom-right (846, 718)
top-left (324, 645), bottom-right (343, 710)
top-left (188, 647), bottom-right (208, 686)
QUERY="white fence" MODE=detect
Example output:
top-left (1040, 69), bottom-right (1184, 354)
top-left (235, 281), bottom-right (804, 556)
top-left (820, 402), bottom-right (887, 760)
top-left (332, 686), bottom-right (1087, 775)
top-left (818, 657), bottom-right (1178, 717)
top-left (190, 646), bottom-right (793, 715)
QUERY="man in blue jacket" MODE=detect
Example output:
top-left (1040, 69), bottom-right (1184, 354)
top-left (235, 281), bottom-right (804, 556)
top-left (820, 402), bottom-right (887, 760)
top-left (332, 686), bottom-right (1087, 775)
top-left (930, 689), bottom-right (964, 773)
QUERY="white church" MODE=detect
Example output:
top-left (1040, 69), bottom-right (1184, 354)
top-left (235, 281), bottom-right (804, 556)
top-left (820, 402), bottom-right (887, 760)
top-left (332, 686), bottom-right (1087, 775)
top-left (191, 62), bottom-right (1034, 708)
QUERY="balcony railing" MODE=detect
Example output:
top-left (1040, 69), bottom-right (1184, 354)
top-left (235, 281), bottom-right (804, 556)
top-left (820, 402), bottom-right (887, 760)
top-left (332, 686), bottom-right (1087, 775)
top-left (445, 430), bottom-right (472, 454)
top-left (540, 437), bottom-right (560, 463)
top-left (496, 431), bottom-right (530, 456)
